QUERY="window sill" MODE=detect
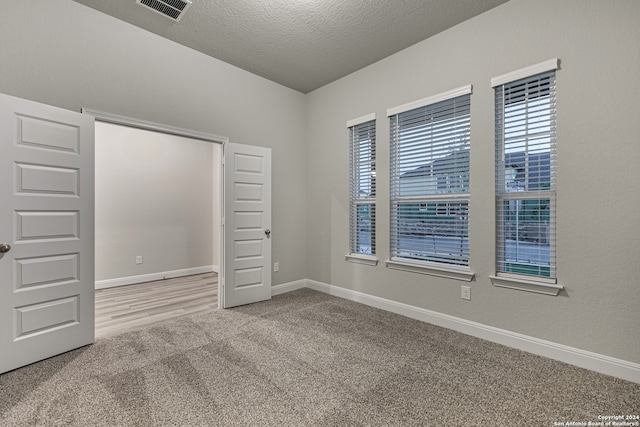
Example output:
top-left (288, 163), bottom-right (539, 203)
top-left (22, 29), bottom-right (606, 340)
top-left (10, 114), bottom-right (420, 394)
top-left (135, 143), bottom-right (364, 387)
top-left (490, 274), bottom-right (563, 296)
top-left (345, 254), bottom-right (379, 266)
top-left (385, 258), bottom-right (474, 282)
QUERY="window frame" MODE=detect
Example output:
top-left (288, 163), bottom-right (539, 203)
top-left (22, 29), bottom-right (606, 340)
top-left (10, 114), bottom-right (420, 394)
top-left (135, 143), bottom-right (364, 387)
top-left (345, 113), bottom-right (378, 266)
top-left (490, 59), bottom-right (564, 296)
top-left (386, 85), bottom-right (474, 281)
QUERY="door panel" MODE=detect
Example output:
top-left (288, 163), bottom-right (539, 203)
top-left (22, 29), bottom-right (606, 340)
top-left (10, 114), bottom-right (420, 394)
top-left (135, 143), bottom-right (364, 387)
top-left (15, 211), bottom-right (80, 241)
top-left (0, 93), bottom-right (94, 374)
top-left (15, 296), bottom-right (79, 339)
top-left (15, 253), bottom-right (80, 289)
top-left (16, 163), bottom-right (80, 195)
top-left (17, 114), bottom-right (81, 153)
top-left (223, 142), bottom-right (271, 308)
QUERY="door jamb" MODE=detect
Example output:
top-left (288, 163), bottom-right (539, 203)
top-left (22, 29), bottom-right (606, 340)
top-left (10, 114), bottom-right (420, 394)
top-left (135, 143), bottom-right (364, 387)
top-left (81, 108), bottom-right (227, 308)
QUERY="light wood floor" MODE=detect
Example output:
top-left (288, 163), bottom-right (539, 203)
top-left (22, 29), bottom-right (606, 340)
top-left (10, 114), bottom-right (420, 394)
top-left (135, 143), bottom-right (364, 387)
top-left (95, 272), bottom-right (218, 339)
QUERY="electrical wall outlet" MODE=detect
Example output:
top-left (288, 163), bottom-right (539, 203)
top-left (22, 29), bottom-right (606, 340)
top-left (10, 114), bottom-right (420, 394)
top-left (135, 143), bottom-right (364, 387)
top-left (136, 256), bottom-right (143, 265)
top-left (273, 262), bottom-right (279, 272)
top-left (461, 285), bottom-right (471, 300)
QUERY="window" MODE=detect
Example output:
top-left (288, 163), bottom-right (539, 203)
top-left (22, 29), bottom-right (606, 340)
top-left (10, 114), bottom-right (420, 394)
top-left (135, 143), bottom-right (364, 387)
top-left (388, 86), bottom-right (472, 276)
top-left (348, 114), bottom-right (376, 261)
top-left (492, 59), bottom-right (561, 294)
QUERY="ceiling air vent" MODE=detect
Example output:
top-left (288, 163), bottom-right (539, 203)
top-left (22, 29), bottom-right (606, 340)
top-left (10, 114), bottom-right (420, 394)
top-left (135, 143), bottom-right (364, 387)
top-left (136, 0), bottom-right (192, 22)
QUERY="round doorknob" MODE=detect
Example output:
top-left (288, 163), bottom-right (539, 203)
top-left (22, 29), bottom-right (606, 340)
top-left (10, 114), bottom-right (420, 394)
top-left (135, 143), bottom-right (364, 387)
top-left (264, 229), bottom-right (271, 236)
top-left (0, 243), bottom-right (11, 253)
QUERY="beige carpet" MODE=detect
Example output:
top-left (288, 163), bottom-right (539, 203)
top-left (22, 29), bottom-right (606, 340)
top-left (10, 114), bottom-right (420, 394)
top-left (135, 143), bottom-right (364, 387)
top-left (1, 288), bottom-right (638, 426)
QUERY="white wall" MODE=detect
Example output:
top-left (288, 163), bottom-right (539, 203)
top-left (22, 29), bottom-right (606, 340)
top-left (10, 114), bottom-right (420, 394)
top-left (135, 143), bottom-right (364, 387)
top-left (0, 0), bottom-right (308, 286)
top-left (95, 122), bottom-right (218, 284)
top-left (305, 0), bottom-right (640, 364)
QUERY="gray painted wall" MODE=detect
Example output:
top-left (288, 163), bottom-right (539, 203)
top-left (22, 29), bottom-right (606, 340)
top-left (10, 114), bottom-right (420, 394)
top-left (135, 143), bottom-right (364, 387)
top-left (95, 122), bottom-right (218, 282)
top-left (0, 0), bottom-right (308, 286)
top-left (305, 0), bottom-right (640, 363)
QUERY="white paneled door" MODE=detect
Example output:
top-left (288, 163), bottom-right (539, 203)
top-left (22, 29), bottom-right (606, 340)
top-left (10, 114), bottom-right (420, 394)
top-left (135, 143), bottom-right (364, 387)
top-left (0, 93), bottom-right (95, 374)
top-left (222, 142), bottom-right (271, 308)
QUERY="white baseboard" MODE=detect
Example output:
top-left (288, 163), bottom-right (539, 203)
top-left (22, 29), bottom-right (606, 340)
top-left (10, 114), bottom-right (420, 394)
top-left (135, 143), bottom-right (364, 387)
top-left (275, 278), bottom-right (640, 384)
top-left (271, 279), bottom-right (307, 296)
top-left (95, 265), bottom-right (216, 290)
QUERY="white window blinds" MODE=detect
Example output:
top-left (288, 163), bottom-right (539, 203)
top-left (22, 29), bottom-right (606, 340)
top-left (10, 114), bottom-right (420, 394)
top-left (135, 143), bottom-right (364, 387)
top-left (349, 117), bottom-right (376, 255)
top-left (495, 70), bottom-right (556, 279)
top-left (389, 90), bottom-right (471, 267)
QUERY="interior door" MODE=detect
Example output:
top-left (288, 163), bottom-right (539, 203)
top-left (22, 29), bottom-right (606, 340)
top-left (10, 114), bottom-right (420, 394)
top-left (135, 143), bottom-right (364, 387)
top-left (222, 142), bottom-right (271, 308)
top-left (0, 93), bottom-right (95, 374)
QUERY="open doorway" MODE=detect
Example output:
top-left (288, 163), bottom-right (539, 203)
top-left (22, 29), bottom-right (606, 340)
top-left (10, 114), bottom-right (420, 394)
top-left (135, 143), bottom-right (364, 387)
top-left (91, 120), bottom-right (223, 338)
top-left (0, 95), bottom-right (271, 372)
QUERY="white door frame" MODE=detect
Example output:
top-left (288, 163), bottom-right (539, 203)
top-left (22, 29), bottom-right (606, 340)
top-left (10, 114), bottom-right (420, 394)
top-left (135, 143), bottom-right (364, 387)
top-left (82, 109), bottom-right (228, 307)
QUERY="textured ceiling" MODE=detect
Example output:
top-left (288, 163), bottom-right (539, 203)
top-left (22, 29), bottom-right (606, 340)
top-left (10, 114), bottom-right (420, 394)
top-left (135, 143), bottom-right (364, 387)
top-left (72, 0), bottom-right (509, 93)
